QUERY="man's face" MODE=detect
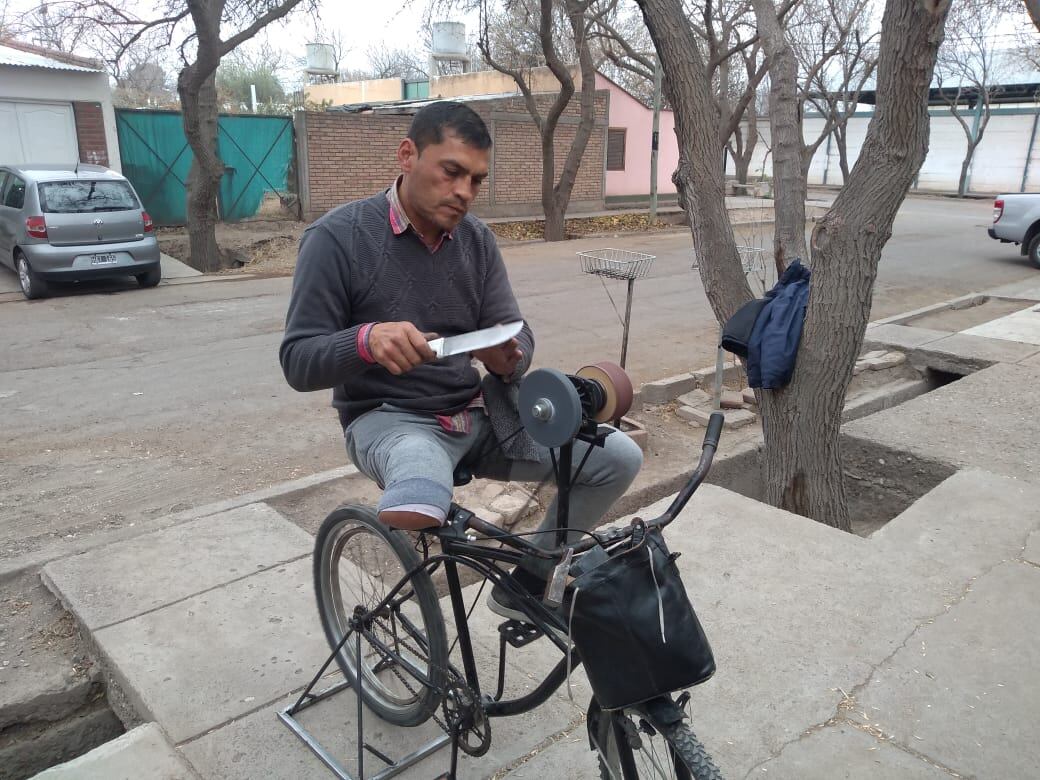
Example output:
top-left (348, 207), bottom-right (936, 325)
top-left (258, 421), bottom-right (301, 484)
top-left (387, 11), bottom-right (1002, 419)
top-left (397, 131), bottom-right (490, 235)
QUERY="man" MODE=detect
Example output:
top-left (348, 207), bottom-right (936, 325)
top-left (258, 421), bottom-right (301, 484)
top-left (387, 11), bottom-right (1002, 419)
top-left (280, 101), bottom-right (642, 620)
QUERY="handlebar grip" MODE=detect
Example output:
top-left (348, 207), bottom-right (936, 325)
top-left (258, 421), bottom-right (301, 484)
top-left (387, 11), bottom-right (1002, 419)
top-left (704, 411), bottom-right (725, 449)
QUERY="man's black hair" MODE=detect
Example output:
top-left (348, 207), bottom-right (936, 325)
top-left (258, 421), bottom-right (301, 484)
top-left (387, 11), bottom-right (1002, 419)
top-left (408, 101), bottom-right (492, 152)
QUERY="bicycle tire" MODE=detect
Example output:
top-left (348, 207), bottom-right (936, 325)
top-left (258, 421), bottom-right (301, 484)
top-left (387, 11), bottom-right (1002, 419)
top-left (314, 504), bottom-right (448, 727)
top-left (590, 698), bottom-right (723, 780)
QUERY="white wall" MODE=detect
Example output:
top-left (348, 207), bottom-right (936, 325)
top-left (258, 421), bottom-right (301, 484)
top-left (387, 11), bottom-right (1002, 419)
top-left (727, 108), bottom-right (1040, 194)
top-left (0, 66), bottom-right (121, 171)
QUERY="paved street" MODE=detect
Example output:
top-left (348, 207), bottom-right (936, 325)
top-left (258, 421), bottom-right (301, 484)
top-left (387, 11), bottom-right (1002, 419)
top-left (0, 194), bottom-right (1034, 558)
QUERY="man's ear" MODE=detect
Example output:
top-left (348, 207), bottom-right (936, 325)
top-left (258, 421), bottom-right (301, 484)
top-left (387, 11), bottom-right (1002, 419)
top-left (397, 138), bottom-right (418, 173)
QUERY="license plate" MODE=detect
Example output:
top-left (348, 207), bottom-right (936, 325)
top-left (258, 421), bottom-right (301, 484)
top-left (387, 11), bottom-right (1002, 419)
top-left (90, 253), bottom-right (118, 265)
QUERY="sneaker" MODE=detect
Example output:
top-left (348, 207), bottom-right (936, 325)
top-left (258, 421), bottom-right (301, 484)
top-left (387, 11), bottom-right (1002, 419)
top-left (487, 567), bottom-right (545, 622)
top-left (487, 568), bottom-right (568, 639)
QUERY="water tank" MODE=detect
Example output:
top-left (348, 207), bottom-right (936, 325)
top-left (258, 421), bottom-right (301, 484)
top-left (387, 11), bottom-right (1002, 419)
top-left (305, 43), bottom-right (336, 75)
top-left (431, 22), bottom-right (467, 55)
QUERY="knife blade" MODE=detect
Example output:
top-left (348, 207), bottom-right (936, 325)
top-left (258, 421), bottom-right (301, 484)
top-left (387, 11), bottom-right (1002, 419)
top-left (428, 321), bottom-right (523, 359)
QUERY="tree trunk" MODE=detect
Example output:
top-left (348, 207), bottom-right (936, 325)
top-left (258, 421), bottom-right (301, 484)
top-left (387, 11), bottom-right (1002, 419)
top-left (639, 0), bottom-right (949, 528)
top-left (178, 67), bottom-right (225, 272)
top-left (759, 0), bottom-right (950, 527)
top-left (750, 0), bottom-right (807, 269)
top-left (836, 124), bottom-right (851, 184)
top-left (958, 152), bottom-right (971, 197)
top-left (539, 0), bottom-right (598, 242)
top-left (635, 0), bottom-right (751, 326)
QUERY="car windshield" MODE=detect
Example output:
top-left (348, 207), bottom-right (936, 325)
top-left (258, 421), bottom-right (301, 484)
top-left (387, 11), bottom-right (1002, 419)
top-left (39, 180), bottom-right (139, 213)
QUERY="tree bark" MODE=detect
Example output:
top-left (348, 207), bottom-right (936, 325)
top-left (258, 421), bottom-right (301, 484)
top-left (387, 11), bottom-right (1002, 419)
top-left (635, 0), bottom-right (752, 327)
top-left (179, 69), bottom-right (224, 272)
top-left (750, 0), bottom-right (806, 269)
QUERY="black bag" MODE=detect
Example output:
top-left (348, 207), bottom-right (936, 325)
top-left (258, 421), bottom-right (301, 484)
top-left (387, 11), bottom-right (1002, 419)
top-left (564, 523), bottom-right (715, 710)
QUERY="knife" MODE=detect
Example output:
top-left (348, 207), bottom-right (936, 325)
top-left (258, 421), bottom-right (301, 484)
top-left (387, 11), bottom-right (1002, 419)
top-left (428, 321), bottom-right (524, 359)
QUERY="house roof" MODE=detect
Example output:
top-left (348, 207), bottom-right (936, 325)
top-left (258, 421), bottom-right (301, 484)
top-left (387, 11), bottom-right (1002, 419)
top-left (0, 39), bottom-right (102, 73)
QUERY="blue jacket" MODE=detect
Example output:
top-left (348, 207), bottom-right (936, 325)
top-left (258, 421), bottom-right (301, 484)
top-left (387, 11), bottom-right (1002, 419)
top-left (747, 260), bottom-right (811, 389)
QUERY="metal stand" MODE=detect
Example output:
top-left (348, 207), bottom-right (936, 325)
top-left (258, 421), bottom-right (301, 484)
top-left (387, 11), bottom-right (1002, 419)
top-left (278, 629), bottom-right (450, 779)
top-left (578, 248), bottom-right (655, 371)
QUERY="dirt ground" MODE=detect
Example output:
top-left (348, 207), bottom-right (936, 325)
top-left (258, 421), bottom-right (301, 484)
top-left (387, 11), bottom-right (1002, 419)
top-left (155, 212), bottom-right (702, 276)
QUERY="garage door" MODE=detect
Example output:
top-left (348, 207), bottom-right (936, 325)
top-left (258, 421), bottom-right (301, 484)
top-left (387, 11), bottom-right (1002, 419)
top-left (0, 101), bottom-right (78, 166)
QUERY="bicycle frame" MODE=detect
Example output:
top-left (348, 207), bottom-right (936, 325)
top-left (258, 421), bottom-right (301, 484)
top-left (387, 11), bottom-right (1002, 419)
top-left (282, 411), bottom-right (726, 779)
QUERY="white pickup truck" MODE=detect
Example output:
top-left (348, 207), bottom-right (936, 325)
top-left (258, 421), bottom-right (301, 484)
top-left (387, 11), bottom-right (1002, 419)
top-left (989, 194), bottom-right (1040, 268)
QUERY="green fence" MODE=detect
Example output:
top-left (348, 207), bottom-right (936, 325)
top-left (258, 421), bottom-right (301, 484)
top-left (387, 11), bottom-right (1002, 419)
top-left (115, 109), bottom-right (293, 226)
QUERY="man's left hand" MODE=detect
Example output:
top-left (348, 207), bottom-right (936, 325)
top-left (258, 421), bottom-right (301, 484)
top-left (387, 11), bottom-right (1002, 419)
top-left (472, 338), bottom-right (522, 379)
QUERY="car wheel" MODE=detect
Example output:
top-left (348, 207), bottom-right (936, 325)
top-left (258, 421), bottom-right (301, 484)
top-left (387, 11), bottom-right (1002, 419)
top-left (1029, 234), bottom-right (1040, 269)
top-left (16, 253), bottom-right (49, 300)
top-left (135, 266), bottom-right (162, 288)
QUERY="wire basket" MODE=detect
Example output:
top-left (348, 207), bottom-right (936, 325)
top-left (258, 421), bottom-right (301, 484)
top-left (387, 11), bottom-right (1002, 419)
top-left (578, 248), bottom-right (656, 281)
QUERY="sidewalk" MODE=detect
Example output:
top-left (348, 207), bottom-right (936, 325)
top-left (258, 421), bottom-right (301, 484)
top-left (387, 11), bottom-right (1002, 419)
top-left (24, 279), bottom-right (1040, 778)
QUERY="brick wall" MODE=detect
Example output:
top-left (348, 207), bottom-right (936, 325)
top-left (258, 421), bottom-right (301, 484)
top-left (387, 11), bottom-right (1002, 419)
top-left (297, 91), bottom-right (608, 222)
top-left (72, 102), bottom-right (109, 167)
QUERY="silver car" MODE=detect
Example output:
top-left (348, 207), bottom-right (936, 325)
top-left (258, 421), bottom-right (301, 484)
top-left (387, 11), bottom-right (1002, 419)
top-left (0, 164), bottom-right (161, 299)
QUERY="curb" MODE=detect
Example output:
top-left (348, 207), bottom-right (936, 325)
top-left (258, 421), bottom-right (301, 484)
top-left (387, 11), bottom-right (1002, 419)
top-left (0, 465), bottom-right (359, 584)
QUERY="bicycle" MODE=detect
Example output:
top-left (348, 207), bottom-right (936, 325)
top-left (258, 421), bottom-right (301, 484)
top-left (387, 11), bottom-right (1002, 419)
top-left (292, 365), bottom-right (727, 779)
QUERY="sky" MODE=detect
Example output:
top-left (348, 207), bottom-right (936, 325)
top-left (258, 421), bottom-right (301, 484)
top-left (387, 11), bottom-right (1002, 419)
top-left (2, 0), bottom-right (478, 83)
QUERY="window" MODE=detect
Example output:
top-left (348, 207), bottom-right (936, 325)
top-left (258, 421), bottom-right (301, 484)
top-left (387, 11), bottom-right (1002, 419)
top-left (606, 128), bottom-right (627, 171)
top-left (39, 180), bottom-right (139, 213)
top-left (3, 176), bottom-right (25, 209)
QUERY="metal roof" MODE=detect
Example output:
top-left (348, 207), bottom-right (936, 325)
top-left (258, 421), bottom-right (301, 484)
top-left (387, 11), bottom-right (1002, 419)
top-left (0, 44), bottom-right (102, 73)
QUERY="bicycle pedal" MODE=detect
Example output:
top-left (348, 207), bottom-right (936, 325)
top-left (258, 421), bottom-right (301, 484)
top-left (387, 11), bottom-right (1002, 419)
top-left (498, 619), bottom-right (543, 648)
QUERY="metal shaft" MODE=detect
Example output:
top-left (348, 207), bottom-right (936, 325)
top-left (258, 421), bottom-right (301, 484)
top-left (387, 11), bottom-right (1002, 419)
top-left (619, 277), bottom-right (635, 370)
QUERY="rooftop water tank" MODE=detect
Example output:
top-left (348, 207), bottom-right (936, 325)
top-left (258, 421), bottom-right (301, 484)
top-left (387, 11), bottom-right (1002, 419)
top-left (305, 43), bottom-right (336, 75)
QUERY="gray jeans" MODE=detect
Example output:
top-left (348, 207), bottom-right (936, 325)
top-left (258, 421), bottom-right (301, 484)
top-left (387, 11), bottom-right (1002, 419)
top-left (344, 405), bottom-right (643, 547)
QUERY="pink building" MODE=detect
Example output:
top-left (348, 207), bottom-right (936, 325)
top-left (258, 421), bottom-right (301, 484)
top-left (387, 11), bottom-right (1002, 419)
top-left (596, 73), bottom-right (678, 203)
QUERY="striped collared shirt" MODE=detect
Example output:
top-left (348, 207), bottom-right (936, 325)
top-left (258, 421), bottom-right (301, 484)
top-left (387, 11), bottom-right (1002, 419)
top-left (386, 176), bottom-right (453, 253)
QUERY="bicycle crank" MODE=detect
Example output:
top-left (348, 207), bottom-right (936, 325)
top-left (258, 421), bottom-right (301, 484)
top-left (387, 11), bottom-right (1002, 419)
top-left (441, 680), bottom-right (491, 757)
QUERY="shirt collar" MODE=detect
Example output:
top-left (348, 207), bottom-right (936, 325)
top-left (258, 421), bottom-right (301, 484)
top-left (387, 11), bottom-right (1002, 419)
top-left (386, 176), bottom-right (454, 250)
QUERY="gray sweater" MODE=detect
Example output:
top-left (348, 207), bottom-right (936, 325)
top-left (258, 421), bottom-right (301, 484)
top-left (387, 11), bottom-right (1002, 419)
top-left (279, 193), bottom-right (534, 426)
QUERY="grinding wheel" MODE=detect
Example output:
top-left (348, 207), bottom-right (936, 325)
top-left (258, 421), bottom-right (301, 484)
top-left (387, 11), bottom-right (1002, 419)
top-left (575, 362), bottom-right (634, 423)
top-left (518, 368), bottom-right (583, 448)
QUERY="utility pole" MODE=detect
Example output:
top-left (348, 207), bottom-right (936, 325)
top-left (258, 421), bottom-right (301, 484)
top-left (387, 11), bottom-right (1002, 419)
top-left (649, 54), bottom-right (662, 222)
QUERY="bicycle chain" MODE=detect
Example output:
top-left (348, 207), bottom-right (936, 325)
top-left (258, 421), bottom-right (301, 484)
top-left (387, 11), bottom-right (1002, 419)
top-left (369, 613), bottom-right (491, 756)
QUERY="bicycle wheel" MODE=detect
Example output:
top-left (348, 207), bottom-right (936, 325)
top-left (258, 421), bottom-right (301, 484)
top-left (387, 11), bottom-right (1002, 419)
top-left (314, 504), bottom-right (448, 727)
top-left (589, 697), bottom-right (723, 780)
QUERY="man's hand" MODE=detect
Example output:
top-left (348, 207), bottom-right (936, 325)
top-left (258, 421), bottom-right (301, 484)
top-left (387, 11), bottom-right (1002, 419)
top-left (472, 338), bottom-right (523, 379)
top-left (368, 322), bottom-right (437, 375)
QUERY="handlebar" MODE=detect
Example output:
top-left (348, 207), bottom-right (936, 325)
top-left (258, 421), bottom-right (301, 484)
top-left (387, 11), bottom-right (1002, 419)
top-left (462, 411), bottom-right (725, 556)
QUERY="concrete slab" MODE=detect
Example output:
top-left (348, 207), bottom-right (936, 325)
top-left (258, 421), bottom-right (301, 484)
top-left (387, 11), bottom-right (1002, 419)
top-left (912, 332), bottom-right (1040, 372)
top-left (1025, 528), bottom-right (1040, 566)
top-left (179, 675), bottom-right (584, 780)
top-left (871, 469), bottom-right (1040, 583)
top-left (92, 558), bottom-right (329, 743)
top-left (981, 280), bottom-right (1040, 301)
top-left (497, 725), bottom-right (599, 779)
top-left (42, 503), bottom-right (311, 630)
top-left (962, 302), bottom-right (1040, 345)
top-left (844, 363), bottom-right (1040, 482)
top-left (857, 562), bottom-right (1040, 780)
top-left (32, 722), bottom-right (194, 779)
top-left (1019, 350), bottom-right (1040, 367)
top-left (159, 253), bottom-right (202, 280)
top-left (618, 487), bottom-right (946, 777)
top-left (753, 724), bottom-right (951, 779)
top-left (862, 323), bottom-right (951, 351)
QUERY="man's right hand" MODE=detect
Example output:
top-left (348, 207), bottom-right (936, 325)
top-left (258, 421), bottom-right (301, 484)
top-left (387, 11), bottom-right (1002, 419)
top-left (367, 322), bottom-right (437, 375)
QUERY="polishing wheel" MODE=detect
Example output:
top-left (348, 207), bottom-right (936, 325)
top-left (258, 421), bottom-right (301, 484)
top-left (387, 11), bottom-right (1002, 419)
top-left (575, 362), bottom-right (634, 423)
